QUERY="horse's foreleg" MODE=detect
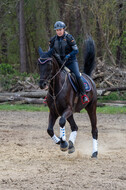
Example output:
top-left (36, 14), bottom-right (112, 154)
top-left (86, 102), bottom-right (98, 158)
top-left (59, 107), bottom-right (72, 151)
top-left (47, 112), bottom-right (60, 144)
top-left (67, 115), bottom-right (78, 154)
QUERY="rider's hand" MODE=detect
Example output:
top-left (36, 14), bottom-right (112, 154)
top-left (64, 54), bottom-right (70, 61)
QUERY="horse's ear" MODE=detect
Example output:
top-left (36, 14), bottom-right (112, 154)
top-left (38, 47), bottom-right (44, 57)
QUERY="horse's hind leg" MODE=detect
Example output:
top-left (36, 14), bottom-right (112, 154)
top-left (86, 101), bottom-right (98, 158)
top-left (67, 114), bottom-right (78, 154)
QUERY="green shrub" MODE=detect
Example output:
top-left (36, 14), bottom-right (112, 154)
top-left (0, 63), bottom-right (39, 91)
top-left (98, 92), bottom-right (126, 101)
top-left (0, 63), bottom-right (16, 75)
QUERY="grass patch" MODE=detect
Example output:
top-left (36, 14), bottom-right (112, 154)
top-left (96, 106), bottom-right (126, 114)
top-left (80, 106), bottom-right (126, 114)
top-left (0, 104), bottom-right (49, 112)
top-left (0, 104), bottom-right (125, 114)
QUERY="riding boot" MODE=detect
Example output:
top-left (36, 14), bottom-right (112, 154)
top-left (77, 77), bottom-right (89, 103)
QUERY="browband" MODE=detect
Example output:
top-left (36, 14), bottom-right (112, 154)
top-left (38, 57), bottom-right (52, 64)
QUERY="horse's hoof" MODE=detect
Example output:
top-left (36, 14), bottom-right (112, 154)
top-left (56, 140), bottom-right (60, 145)
top-left (68, 140), bottom-right (75, 154)
top-left (56, 137), bottom-right (60, 145)
top-left (60, 140), bottom-right (68, 151)
top-left (91, 151), bottom-right (98, 158)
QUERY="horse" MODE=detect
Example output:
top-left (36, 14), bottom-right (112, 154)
top-left (38, 37), bottom-right (98, 158)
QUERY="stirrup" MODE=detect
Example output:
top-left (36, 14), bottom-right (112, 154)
top-left (81, 94), bottom-right (89, 104)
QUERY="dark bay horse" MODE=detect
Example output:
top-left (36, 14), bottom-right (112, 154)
top-left (38, 37), bottom-right (98, 158)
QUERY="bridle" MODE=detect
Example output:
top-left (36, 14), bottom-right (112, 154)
top-left (38, 57), bottom-right (66, 83)
top-left (38, 57), bottom-right (53, 83)
top-left (38, 57), bottom-right (67, 116)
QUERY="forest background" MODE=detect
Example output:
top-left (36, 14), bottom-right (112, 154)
top-left (0, 0), bottom-right (126, 74)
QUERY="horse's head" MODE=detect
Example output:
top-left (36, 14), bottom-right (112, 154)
top-left (38, 57), bottom-right (53, 89)
top-left (38, 47), bottom-right (62, 89)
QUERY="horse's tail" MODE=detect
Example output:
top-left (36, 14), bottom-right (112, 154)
top-left (83, 36), bottom-right (95, 76)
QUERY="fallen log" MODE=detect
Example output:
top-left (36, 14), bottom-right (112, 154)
top-left (0, 90), bottom-right (47, 98)
top-left (13, 98), bottom-right (45, 104)
top-left (97, 86), bottom-right (126, 96)
top-left (0, 86), bottom-right (126, 104)
top-left (104, 86), bottom-right (126, 92)
top-left (93, 72), bottom-right (104, 80)
top-left (97, 102), bottom-right (126, 107)
top-left (0, 96), bottom-right (14, 103)
top-left (0, 95), bottom-right (45, 104)
top-left (99, 72), bottom-right (115, 87)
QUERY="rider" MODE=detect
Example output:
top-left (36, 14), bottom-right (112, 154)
top-left (47, 21), bottom-right (88, 103)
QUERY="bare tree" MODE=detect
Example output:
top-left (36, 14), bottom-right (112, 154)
top-left (116, 0), bottom-right (123, 67)
top-left (17, 0), bottom-right (27, 72)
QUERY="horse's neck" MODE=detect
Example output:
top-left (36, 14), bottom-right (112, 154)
top-left (52, 60), bottom-right (59, 76)
top-left (49, 59), bottom-right (62, 93)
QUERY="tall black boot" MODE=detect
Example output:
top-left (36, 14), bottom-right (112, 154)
top-left (77, 77), bottom-right (89, 103)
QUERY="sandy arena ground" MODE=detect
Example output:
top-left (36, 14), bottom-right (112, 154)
top-left (0, 111), bottom-right (126, 190)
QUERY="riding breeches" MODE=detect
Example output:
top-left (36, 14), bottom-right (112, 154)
top-left (66, 59), bottom-right (81, 79)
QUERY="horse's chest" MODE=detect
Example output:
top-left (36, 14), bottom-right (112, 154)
top-left (47, 96), bottom-right (66, 113)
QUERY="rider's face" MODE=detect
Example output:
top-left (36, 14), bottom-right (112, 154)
top-left (56, 28), bottom-right (65, 37)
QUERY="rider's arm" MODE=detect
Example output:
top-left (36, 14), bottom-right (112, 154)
top-left (66, 34), bottom-right (79, 57)
top-left (69, 45), bottom-right (79, 56)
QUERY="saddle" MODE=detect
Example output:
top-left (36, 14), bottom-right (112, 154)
top-left (66, 68), bottom-right (91, 93)
top-left (64, 68), bottom-right (91, 110)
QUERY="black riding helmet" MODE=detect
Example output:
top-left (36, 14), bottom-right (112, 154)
top-left (54, 21), bottom-right (66, 30)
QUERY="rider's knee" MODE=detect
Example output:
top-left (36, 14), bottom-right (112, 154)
top-left (59, 117), bottom-right (66, 127)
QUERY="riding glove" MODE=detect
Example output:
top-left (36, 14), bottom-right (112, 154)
top-left (64, 54), bottom-right (70, 61)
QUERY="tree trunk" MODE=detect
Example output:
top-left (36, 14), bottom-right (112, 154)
top-left (116, 0), bottom-right (123, 67)
top-left (74, 0), bottom-right (81, 35)
top-left (1, 32), bottom-right (8, 63)
top-left (18, 0), bottom-right (27, 73)
top-left (96, 16), bottom-right (103, 59)
top-left (0, 4), bottom-right (8, 64)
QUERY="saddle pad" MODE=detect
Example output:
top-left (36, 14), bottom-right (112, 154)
top-left (68, 74), bottom-right (91, 92)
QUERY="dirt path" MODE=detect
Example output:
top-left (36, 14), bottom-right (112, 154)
top-left (0, 111), bottom-right (126, 190)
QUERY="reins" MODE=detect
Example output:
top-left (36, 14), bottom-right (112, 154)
top-left (48, 73), bottom-right (67, 100)
top-left (48, 59), bottom-right (66, 82)
top-left (48, 59), bottom-right (67, 116)
top-left (48, 73), bottom-right (67, 116)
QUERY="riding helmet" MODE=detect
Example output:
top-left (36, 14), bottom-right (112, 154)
top-left (54, 21), bottom-right (66, 30)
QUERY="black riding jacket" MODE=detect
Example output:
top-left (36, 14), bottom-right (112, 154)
top-left (49, 32), bottom-right (79, 61)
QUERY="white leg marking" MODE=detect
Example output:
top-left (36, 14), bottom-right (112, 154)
top-left (52, 135), bottom-right (60, 144)
top-left (69, 131), bottom-right (77, 144)
top-left (60, 126), bottom-right (66, 141)
top-left (93, 138), bottom-right (98, 153)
